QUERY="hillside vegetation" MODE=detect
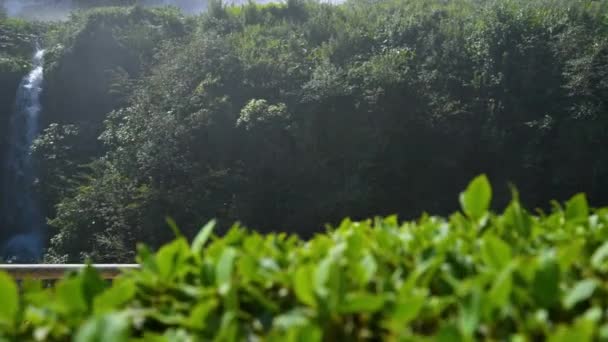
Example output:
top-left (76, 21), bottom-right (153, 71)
top-left (1, 176), bottom-right (608, 340)
top-left (0, 0), bottom-right (607, 262)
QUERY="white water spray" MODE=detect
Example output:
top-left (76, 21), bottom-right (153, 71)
top-left (1, 48), bottom-right (46, 262)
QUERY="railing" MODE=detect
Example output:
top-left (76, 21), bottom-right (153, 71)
top-left (0, 264), bottom-right (140, 280)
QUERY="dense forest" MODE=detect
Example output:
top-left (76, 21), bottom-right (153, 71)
top-left (1, 0), bottom-right (608, 263)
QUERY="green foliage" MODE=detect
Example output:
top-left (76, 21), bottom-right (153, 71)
top-left (0, 17), bottom-right (37, 72)
top-left (0, 272), bottom-right (18, 331)
top-left (237, 99), bottom-right (291, 131)
top-left (4, 178), bottom-right (608, 340)
top-left (31, 124), bottom-right (82, 204)
top-left (7, 0), bottom-right (608, 262)
top-left (459, 175), bottom-right (492, 221)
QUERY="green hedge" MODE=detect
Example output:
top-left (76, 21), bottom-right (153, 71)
top-left (1, 175), bottom-right (608, 341)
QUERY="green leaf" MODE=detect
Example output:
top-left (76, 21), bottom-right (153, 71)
top-left (563, 279), bottom-right (597, 310)
top-left (0, 272), bottom-right (19, 327)
top-left (313, 251), bottom-right (343, 311)
top-left (273, 309), bottom-right (311, 330)
top-left (358, 253), bottom-right (377, 285)
top-left (22, 278), bottom-right (49, 306)
top-left (94, 279), bottom-right (136, 314)
top-left (599, 323), bottom-right (608, 340)
top-left (136, 244), bottom-right (158, 273)
top-left (480, 235), bottom-right (511, 270)
top-left (314, 257), bottom-right (333, 298)
top-left (155, 329), bottom-right (192, 342)
top-left (533, 259), bottom-right (560, 307)
top-left (21, 278), bottom-right (42, 293)
top-left (591, 241), bottom-right (608, 271)
top-left (548, 319), bottom-right (594, 342)
top-left (459, 174), bottom-right (492, 220)
top-left (214, 312), bottom-right (238, 342)
top-left (75, 312), bottom-right (130, 342)
top-left (459, 289), bottom-right (482, 338)
top-left (81, 265), bottom-right (107, 310)
top-left (294, 324), bottom-right (322, 342)
top-left (558, 240), bottom-right (584, 271)
top-left (192, 219), bottom-right (216, 254)
top-left (156, 237), bottom-right (190, 280)
top-left (187, 299), bottom-right (218, 330)
top-left (583, 306), bottom-right (602, 323)
top-left (166, 217), bottom-right (183, 238)
top-left (565, 194), bottom-right (589, 222)
top-left (503, 194), bottom-right (532, 238)
top-left (436, 324), bottom-right (463, 342)
top-left (56, 276), bottom-right (87, 314)
top-left (243, 284), bottom-right (280, 312)
top-left (338, 292), bottom-right (385, 314)
top-left (389, 288), bottom-right (426, 326)
top-left (294, 264), bottom-right (316, 307)
top-left (216, 247), bottom-right (238, 295)
top-left (489, 266), bottom-right (512, 307)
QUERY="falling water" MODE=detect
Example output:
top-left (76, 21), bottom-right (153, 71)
top-left (1, 48), bottom-right (46, 263)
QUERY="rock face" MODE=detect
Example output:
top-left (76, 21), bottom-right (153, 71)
top-left (0, 71), bottom-right (26, 238)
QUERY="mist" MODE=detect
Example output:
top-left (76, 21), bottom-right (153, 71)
top-left (1, 0), bottom-right (209, 20)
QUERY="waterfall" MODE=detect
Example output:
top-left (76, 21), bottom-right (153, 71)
top-left (1, 48), bottom-right (46, 263)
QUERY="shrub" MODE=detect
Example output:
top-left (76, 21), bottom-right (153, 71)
top-left (1, 175), bottom-right (608, 341)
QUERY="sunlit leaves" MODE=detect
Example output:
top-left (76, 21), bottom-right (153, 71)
top-left (563, 280), bottom-right (597, 310)
top-left (338, 292), bottom-right (385, 314)
top-left (55, 276), bottom-right (88, 315)
top-left (93, 279), bottom-right (136, 314)
top-left (0, 272), bottom-right (19, 329)
top-left (75, 313), bottom-right (130, 342)
top-left (503, 189), bottom-right (532, 238)
top-left (387, 288), bottom-right (427, 327)
top-left (480, 234), bottom-right (511, 270)
top-left (591, 242), bottom-right (608, 272)
top-left (186, 299), bottom-right (218, 331)
top-left (460, 175), bottom-right (492, 220)
top-left (548, 319), bottom-right (595, 342)
top-left (156, 237), bottom-right (190, 281)
top-left (489, 266), bottom-right (513, 308)
top-left (192, 220), bottom-right (216, 255)
top-left (293, 264), bottom-right (316, 307)
top-left (216, 247), bottom-right (238, 296)
top-left (565, 194), bottom-right (589, 223)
